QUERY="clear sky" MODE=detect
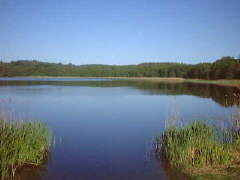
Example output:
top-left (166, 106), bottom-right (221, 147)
top-left (1, 0), bottom-right (240, 65)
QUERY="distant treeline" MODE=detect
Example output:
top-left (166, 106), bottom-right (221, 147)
top-left (0, 56), bottom-right (240, 79)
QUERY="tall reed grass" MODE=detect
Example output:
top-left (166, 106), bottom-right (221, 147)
top-left (0, 119), bottom-right (51, 179)
top-left (155, 122), bottom-right (240, 176)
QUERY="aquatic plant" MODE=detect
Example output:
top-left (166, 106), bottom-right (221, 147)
top-left (155, 121), bottom-right (240, 176)
top-left (0, 120), bottom-right (51, 179)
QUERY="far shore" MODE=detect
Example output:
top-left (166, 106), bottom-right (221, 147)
top-left (1, 76), bottom-right (240, 87)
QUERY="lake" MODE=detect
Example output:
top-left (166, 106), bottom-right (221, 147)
top-left (0, 78), bottom-right (239, 180)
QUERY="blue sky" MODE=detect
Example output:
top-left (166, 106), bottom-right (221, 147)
top-left (0, 0), bottom-right (240, 65)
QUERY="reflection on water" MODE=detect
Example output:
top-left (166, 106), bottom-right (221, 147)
top-left (0, 79), bottom-right (239, 107)
top-left (13, 158), bottom-right (49, 180)
top-left (0, 78), bottom-right (239, 180)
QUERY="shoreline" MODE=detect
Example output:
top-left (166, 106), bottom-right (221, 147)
top-left (0, 76), bottom-right (240, 87)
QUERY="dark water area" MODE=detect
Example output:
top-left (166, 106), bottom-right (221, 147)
top-left (0, 78), bottom-right (239, 180)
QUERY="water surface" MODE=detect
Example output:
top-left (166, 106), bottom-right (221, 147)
top-left (0, 78), bottom-right (239, 180)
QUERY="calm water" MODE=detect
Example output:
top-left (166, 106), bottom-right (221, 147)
top-left (0, 78), bottom-right (239, 180)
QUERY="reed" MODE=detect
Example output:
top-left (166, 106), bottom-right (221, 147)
top-left (0, 119), bottom-right (51, 179)
top-left (185, 79), bottom-right (240, 87)
top-left (155, 121), bottom-right (240, 176)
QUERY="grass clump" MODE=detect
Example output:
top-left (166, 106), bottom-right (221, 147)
top-left (155, 122), bottom-right (240, 176)
top-left (0, 120), bottom-right (51, 179)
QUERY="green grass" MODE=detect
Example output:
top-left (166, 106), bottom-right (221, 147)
top-left (155, 122), bottom-right (240, 177)
top-left (0, 119), bottom-right (51, 179)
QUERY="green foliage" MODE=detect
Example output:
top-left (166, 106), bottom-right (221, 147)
top-left (0, 56), bottom-right (239, 79)
top-left (0, 120), bottom-right (51, 179)
top-left (209, 57), bottom-right (240, 80)
top-left (155, 122), bottom-right (240, 175)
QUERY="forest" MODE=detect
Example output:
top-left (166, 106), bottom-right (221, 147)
top-left (0, 56), bottom-right (239, 79)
